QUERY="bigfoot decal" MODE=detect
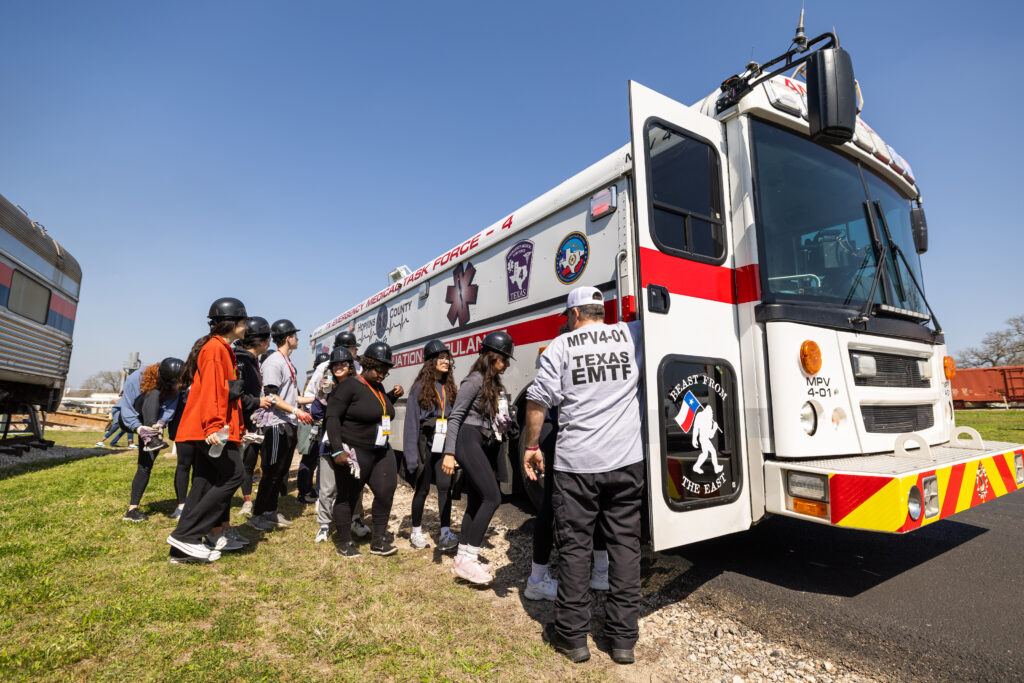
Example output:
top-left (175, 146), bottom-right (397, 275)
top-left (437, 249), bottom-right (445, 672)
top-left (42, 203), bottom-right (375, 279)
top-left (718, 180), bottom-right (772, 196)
top-left (666, 368), bottom-right (735, 503)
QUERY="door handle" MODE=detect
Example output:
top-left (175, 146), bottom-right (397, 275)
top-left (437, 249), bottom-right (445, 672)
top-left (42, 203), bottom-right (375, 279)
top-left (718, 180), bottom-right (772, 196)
top-left (648, 284), bottom-right (670, 314)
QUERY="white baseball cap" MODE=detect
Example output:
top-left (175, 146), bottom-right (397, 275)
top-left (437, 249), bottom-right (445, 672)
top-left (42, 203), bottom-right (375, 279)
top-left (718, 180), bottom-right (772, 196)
top-left (563, 286), bottom-right (604, 315)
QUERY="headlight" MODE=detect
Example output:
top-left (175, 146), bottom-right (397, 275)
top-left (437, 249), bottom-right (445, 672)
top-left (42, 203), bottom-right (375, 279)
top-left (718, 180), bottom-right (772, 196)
top-left (787, 471), bottom-right (828, 501)
top-left (1015, 453), bottom-right (1023, 485)
top-left (908, 485), bottom-right (923, 521)
top-left (923, 476), bottom-right (939, 518)
top-left (851, 353), bottom-right (877, 378)
top-left (800, 401), bottom-right (818, 435)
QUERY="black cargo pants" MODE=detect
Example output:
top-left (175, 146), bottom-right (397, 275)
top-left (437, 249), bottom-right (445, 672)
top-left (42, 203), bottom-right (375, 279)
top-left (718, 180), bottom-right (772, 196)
top-left (552, 460), bottom-right (643, 650)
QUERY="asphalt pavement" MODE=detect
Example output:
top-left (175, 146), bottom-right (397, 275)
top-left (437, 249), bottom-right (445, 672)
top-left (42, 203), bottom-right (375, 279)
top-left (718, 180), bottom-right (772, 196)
top-left (494, 491), bottom-right (1024, 682)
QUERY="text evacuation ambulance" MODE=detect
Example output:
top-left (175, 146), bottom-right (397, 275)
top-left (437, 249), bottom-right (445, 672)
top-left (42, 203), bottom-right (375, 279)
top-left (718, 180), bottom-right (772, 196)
top-left (311, 30), bottom-right (1024, 551)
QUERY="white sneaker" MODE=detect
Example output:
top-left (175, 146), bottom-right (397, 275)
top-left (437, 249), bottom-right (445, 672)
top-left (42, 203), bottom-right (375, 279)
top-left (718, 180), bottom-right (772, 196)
top-left (167, 535), bottom-right (216, 561)
top-left (239, 501), bottom-right (253, 518)
top-left (590, 566), bottom-right (609, 591)
top-left (314, 525), bottom-right (330, 544)
top-left (94, 441), bottom-right (106, 448)
top-left (452, 555), bottom-right (492, 585)
top-left (351, 518), bottom-right (371, 539)
top-left (524, 572), bottom-right (558, 601)
top-left (409, 529), bottom-right (430, 550)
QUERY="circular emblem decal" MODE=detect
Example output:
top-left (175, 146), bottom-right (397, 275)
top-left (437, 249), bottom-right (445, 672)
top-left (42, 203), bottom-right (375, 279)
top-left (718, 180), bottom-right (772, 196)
top-left (556, 232), bottom-right (589, 285)
top-left (375, 306), bottom-right (388, 339)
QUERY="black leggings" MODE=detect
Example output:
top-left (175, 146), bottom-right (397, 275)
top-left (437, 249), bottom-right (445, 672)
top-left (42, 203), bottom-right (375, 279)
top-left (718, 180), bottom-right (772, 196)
top-left (455, 426), bottom-right (501, 548)
top-left (332, 446), bottom-right (397, 544)
top-left (174, 446), bottom-right (195, 504)
top-left (241, 442), bottom-right (260, 497)
top-left (171, 441), bottom-right (244, 544)
top-left (533, 425), bottom-right (605, 565)
top-left (411, 433), bottom-right (453, 528)
top-left (126, 389), bottom-right (164, 506)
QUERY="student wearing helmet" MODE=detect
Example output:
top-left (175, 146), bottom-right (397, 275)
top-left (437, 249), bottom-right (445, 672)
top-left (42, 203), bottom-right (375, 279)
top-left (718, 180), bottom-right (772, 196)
top-left (310, 346), bottom-right (357, 544)
top-left (403, 339), bottom-right (459, 551)
top-left (166, 297), bottom-right (249, 563)
top-left (248, 318), bottom-right (314, 532)
top-left (440, 331), bottom-right (516, 584)
top-left (119, 357), bottom-right (184, 522)
top-left (234, 316), bottom-right (274, 518)
top-left (325, 341), bottom-right (400, 557)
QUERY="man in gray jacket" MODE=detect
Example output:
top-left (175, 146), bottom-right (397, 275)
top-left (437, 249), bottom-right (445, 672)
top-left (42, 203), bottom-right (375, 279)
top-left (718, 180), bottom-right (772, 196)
top-left (523, 286), bottom-right (644, 666)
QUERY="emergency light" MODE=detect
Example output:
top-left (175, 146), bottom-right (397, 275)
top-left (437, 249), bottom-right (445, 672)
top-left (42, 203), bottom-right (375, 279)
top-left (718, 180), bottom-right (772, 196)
top-left (589, 186), bottom-right (617, 221)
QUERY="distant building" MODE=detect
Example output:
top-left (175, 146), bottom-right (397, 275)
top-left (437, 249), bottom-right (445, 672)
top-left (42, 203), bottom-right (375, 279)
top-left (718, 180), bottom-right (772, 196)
top-left (60, 392), bottom-right (120, 415)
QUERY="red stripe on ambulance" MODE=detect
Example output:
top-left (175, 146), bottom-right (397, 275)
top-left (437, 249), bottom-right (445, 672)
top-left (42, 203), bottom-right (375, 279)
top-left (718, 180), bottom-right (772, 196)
top-left (639, 247), bottom-right (760, 304)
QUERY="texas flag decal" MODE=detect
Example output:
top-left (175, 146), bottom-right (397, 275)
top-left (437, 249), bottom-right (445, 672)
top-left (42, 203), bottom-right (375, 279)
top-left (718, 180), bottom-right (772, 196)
top-left (674, 391), bottom-right (702, 433)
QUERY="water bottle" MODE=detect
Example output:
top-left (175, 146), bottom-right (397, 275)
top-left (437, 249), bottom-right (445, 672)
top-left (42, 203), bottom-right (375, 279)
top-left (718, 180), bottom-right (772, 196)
top-left (209, 426), bottom-right (231, 458)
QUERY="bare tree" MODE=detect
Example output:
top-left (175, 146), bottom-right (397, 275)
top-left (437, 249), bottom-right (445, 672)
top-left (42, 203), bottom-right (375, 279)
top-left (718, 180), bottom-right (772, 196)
top-left (957, 315), bottom-right (1024, 368)
top-left (82, 370), bottom-right (123, 393)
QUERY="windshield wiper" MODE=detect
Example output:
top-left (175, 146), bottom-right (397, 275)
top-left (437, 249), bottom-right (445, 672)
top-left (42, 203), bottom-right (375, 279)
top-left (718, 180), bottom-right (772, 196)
top-left (848, 200), bottom-right (888, 324)
top-left (871, 200), bottom-right (943, 333)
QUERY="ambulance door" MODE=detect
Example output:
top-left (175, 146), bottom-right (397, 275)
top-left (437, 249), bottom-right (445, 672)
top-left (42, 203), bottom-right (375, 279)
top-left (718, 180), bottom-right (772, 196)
top-left (628, 81), bottom-right (752, 550)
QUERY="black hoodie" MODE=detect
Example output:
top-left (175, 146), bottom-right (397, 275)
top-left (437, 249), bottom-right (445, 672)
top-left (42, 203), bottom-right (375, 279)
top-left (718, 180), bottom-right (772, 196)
top-left (234, 347), bottom-right (264, 431)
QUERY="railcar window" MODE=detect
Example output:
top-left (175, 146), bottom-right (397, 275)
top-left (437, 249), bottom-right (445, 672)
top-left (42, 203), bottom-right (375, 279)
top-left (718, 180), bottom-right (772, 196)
top-left (8, 270), bottom-right (51, 324)
top-left (646, 122), bottom-right (725, 262)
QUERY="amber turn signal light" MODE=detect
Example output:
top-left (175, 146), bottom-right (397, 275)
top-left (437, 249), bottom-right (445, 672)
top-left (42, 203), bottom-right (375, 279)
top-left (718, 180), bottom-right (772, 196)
top-left (943, 355), bottom-right (956, 380)
top-left (791, 498), bottom-right (828, 519)
top-left (800, 340), bottom-right (822, 375)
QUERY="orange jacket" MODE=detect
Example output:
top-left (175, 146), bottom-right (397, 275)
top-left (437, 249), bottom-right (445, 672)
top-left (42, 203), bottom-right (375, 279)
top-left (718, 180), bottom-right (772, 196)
top-left (175, 336), bottom-right (243, 443)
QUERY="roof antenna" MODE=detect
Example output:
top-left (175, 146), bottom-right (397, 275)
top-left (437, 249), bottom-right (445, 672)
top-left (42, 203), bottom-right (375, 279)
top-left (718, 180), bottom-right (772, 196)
top-left (793, 3), bottom-right (808, 52)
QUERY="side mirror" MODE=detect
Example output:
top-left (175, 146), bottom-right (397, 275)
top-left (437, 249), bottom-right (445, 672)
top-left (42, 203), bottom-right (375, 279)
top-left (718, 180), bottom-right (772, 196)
top-left (806, 47), bottom-right (857, 145)
top-left (911, 206), bottom-right (928, 254)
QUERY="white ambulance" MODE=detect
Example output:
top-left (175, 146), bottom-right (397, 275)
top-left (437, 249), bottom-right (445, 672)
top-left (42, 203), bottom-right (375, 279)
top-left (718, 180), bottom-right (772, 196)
top-left (311, 28), bottom-right (1024, 551)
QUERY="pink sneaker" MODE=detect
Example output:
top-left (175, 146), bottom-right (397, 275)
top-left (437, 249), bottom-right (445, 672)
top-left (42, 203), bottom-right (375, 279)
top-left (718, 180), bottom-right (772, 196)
top-left (452, 555), bottom-right (493, 585)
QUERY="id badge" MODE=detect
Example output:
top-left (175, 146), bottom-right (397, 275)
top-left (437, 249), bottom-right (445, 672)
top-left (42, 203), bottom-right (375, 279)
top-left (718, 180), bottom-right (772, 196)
top-left (375, 425), bottom-right (388, 447)
top-left (431, 418), bottom-right (448, 453)
top-left (381, 416), bottom-right (392, 436)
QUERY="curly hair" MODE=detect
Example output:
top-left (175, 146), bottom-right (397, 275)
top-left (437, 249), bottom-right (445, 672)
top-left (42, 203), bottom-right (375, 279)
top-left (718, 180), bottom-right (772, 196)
top-left (359, 356), bottom-right (390, 377)
top-left (468, 351), bottom-right (506, 418)
top-left (414, 355), bottom-right (457, 411)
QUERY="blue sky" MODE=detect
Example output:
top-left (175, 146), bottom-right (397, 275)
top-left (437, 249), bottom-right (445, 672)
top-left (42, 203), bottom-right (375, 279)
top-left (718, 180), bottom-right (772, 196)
top-left (2, 1), bottom-right (1021, 385)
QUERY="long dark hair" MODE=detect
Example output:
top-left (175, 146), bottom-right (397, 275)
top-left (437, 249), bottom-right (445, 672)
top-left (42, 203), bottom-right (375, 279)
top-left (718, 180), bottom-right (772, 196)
top-left (180, 320), bottom-right (239, 389)
top-left (415, 355), bottom-right (457, 411)
top-left (469, 351), bottom-right (506, 417)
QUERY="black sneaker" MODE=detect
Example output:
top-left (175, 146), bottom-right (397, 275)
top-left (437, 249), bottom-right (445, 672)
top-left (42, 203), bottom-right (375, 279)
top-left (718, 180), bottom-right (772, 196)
top-left (143, 437), bottom-right (168, 453)
top-left (122, 508), bottom-right (148, 523)
top-left (610, 648), bottom-right (635, 664)
top-left (337, 542), bottom-right (361, 558)
top-left (369, 541), bottom-right (398, 557)
top-left (542, 623), bottom-right (590, 663)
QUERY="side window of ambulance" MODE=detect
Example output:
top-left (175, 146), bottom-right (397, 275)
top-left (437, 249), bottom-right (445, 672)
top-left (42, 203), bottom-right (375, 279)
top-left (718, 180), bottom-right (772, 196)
top-left (646, 122), bottom-right (725, 263)
top-left (8, 270), bottom-right (51, 324)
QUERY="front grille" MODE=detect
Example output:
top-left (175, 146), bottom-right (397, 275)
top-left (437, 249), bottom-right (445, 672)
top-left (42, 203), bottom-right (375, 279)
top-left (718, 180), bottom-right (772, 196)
top-left (851, 351), bottom-right (931, 388)
top-left (861, 405), bottom-right (934, 434)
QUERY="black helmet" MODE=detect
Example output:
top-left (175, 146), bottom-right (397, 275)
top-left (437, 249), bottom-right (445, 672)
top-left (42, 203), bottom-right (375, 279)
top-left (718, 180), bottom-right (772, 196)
top-left (334, 330), bottom-right (357, 348)
top-left (159, 357), bottom-right (184, 383)
top-left (208, 297), bottom-right (247, 321)
top-left (244, 316), bottom-right (271, 340)
top-left (314, 352), bottom-right (330, 367)
top-left (423, 339), bottom-right (450, 361)
top-left (271, 319), bottom-right (300, 338)
top-left (330, 347), bottom-right (354, 365)
top-left (362, 341), bottom-right (394, 367)
top-left (481, 331), bottom-right (515, 359)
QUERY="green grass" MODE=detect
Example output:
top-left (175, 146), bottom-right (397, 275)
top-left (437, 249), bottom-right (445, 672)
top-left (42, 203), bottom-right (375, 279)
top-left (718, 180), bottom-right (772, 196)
top-left (954, 409), bottom-right (1024, 444)
top-left (0, 447), bottom-right (592, 682)
top-left (46, 430), bottom-right (110, 448)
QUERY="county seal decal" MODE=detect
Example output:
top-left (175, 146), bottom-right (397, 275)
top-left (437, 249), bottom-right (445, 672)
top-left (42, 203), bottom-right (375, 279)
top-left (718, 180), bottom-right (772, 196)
top-left (556, 232), bottom-right (589, 285)
top-left (505, 240), bottom-right (534, 303)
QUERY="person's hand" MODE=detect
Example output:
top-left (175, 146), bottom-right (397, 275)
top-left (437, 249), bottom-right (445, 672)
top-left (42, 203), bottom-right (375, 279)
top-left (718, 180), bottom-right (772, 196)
top-left (205, 431), bottom-right (223, 446)
top-left (441, 454), bottom-right (457, 476)
top-left (523, 446), bottom-right (545, 481)
top-left (390, 385), bottom-right (404, 399)
top-left (259, 396), bottom-right (273, 409)
top-left (296, 410), bottom-right (313, 425)
top-left (332, 450), bottom-right (349, 465)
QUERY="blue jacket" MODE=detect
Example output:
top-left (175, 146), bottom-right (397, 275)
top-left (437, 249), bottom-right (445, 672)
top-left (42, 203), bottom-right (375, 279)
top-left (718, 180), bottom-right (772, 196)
top-left (116, 367), bottom-right (179, 431)
top-left (402, 379), bottom-right (455, 471)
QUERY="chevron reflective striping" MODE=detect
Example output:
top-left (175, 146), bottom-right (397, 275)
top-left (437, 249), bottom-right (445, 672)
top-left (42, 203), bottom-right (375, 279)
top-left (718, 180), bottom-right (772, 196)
top-left (829, 474), bottom-right (892, 525)
top-left (991, 453), bottom-right (1017, 495)
top-left (941, 463), bottom-right (966, 518)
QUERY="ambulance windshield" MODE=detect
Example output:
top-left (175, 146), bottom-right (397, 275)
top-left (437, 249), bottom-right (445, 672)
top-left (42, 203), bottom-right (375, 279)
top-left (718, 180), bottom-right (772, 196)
top-left (751, 119), bottom-right (927, 318)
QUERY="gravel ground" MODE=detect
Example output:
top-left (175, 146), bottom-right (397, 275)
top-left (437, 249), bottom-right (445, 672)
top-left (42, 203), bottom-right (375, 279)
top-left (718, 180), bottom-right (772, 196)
top-left (388, 482), bottom-right (891, 682)
top-left (0, 442), bottom-right (111, 470)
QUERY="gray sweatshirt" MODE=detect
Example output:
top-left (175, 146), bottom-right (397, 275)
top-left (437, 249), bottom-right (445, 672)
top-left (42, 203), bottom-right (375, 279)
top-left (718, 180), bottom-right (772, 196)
top-left (442, 371), bottom-right (491, 454)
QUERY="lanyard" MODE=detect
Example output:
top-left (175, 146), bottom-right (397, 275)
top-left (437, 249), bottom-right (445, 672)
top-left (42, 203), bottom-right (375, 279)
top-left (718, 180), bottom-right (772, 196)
top-left (278, 350), bottom-right (296, 385)
top-left (359, 375), bottom-right (388, 417)
top-left (434, 385), bottom-right (446, 420)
